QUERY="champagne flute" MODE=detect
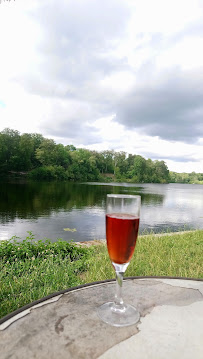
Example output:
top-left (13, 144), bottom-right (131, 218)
top-left (97, 194), bottom-right (141, 327)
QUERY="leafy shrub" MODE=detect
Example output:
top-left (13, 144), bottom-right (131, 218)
top-left (0, 232), bottom-right (94, 318)
top-left (0, 232), bottom-right (90, 264)
top-left (28, 166), bottom-right (67, 180)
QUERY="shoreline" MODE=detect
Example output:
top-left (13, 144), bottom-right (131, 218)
top-left (76, 230), bottom-right (197, 247)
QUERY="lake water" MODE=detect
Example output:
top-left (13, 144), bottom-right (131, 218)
top-left (0, 181), bottom-right (203, 242)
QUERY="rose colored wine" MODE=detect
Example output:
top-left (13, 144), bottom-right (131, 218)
top-left (106, 213), bottom-right (140, 264)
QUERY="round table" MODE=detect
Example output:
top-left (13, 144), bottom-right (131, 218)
top-left (0, 277), bottom-right (203, 359)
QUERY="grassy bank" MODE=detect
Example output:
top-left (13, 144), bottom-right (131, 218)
top-left (0, 230), bottom-right (202, 319)
top-left (82, 230), bottom-right (203, 283)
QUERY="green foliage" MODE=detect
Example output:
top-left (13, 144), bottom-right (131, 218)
top-left (169, 171), bottom-right (203, 184)
top-left (28, 166), bottom-right (67, 180)
top-left (0, 232), bottom-right (93, 318)
top-left (0, 129), bottom-right (44, 173)
top-left (0, 128), bottom-right (202, 183)
top-left (0, 232), bottom-right (89, 263)
top-left (0, 128), bottom-right (20, 172)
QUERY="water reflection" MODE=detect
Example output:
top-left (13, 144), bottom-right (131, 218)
top-left (0, 181), bottom-right (106, 221)
top-left (0, 181), bottom-right (164, 222)
top-left (0, 181), bottom-right (202, 241)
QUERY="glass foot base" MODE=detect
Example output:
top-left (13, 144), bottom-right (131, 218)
top-left (97, 302), bottom-right (140, 327)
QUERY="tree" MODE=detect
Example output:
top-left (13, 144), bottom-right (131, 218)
top-left (144, 159), bottom-right (154, 182)
top-left (68, 148), bottom-right (99, 181)
top-left (0, 128), bottom-right (20, 172)
top-left (101, 150), bottom-right (114, 173)
top-left (113, 151), bottom-right (127, 176)
top-left (31, 133), bottom-right (45, 168)
top-left (154, 160), bottom-right (169, 183)
top-left (91, 151), bottom-right (106, 174)
top-left (18, 133), bottom-right (35, 170)
top-left (55, 144), bottom-right (72, 168)
top-left (65, 144), bottom-right (76, 152)
top-left (0, 128), bottom-right (176, 184)
top-left (132, 155), bottom-right (147, 182)
top-left (35, 139), bottom-right (57, 166)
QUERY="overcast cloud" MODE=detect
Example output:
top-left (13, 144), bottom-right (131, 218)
top-left (0, 0), bottom-right (203, 172)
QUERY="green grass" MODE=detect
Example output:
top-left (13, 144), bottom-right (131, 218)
top-left (0, 230), bottom-right (202, 320)
top-left (82, 230), bottom-right (203, 283)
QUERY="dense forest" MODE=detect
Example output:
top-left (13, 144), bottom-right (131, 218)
top-left (0, 128), bottom-right (202, 184)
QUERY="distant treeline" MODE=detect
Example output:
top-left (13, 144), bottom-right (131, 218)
top-left (169, 171), bottom-right (203, 184)
top-left (0, 128), bottom-right (202, 184)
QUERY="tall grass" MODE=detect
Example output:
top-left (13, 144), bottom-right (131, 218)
top-left (82, 230), bottom-right (203, 283)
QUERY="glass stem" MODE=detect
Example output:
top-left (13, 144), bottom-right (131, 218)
top-left (112, 262), bottom-right (129, 312)
top-left (114, 271), bottom-right (125, 310)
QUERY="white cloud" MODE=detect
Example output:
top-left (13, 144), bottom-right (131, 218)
top-left (157, 37), bottom-right (203, 70)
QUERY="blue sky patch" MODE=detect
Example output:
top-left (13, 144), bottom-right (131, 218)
top-left (0, 100), bottom-right (6, 108)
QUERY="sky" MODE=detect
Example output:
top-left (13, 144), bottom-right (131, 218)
top-left (0, 0), bottom-right (203, 173)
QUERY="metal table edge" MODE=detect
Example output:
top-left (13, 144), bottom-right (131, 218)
top-left (0, 276), bottom-right (202, 325)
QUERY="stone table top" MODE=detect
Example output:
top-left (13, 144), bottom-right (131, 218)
top-left (0, 277), bottom-right (203, 359)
